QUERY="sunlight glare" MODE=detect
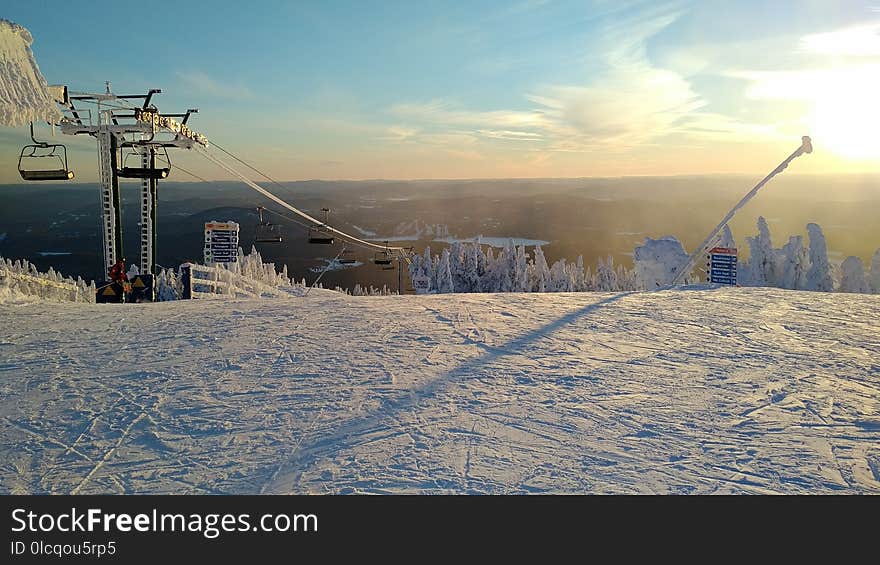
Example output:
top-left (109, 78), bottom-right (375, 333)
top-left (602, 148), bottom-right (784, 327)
top-left (809, 69), bottom-right (880, 160)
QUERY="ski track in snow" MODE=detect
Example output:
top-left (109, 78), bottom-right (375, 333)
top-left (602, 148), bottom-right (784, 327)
top-left (1, 288), bottom-right (879, 494)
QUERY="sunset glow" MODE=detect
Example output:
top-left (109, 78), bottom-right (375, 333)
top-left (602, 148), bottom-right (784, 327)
top-left (1, 1), bottom-right (879, 181)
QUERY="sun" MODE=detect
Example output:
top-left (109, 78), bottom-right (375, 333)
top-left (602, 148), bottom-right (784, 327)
top-left (809, 72), bottom-right (880, 160)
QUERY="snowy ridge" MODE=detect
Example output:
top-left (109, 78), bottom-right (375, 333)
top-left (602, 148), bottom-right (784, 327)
top-left (0, 257), bottom-right (95, 303)
top-left (1, 287), bottom-right (878, 494)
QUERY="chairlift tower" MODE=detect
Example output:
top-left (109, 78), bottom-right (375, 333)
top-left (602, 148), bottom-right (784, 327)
top-left (47, 82), bottom-right (207, 284)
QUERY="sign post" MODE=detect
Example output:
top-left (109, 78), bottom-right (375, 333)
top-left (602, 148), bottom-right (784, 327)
top-left (204, 221), bottom-right (240, 266)
top-left (412, 275), bottom-right (430, 294)
top-left (707, 247), bottom-right (738, 285)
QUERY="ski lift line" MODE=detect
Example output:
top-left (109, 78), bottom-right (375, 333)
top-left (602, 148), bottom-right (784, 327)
top-left (194, 145), bottom-right (412, 259)
top-left (259, 205), bottom-right (323, 232)
top-left (171, 162), bottom-right (211, 183)
top-left (306, 246), bottom-right (348, 296)
top-left (198, 141), bottom-right (415, 264)
top-left (670, 135), bottom-right (813, 287)
top-left (210, 141), bottom-right (290, 193)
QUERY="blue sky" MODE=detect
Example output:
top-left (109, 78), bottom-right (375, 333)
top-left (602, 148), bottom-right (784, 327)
top-left (2, 0), bottom-right (879, 181)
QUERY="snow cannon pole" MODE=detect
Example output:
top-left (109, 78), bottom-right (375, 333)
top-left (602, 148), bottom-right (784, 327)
top-left (671, 136), bottom-right (812, 286)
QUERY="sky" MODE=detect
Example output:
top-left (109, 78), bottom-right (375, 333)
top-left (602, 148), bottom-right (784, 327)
top-left (2, 0), bottom-right (880, 182)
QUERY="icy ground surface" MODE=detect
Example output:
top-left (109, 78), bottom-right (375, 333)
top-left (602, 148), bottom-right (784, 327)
top-left (1, 287), bottom-right (879, 494)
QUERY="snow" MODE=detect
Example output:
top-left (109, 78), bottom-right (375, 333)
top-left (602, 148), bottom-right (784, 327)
top-left (839, 256), bottom-right (869, 294)
top-left (1, 287), bottom-right (878, 494)
top-left (633, 236), bottom-right (689, 289)
top-left (806, 223), bottom-right (834, 292)
top-left (0, 257), bottom-right (94, 304)
top-left (871, 250), bottom-right (880, 294)
top-left (0, 19), bottom-right (61, 127)
top-left (746, 217), bottom-right (779, 286)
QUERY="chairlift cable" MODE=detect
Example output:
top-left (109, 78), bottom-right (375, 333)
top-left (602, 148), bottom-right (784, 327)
top-left (195, 145), bottom-right (412, 262)
top-left (306, 246), bottom-right (347, 296)
top-left (259, 206), bottom-right (320, 232)
top-left (172, 163), bottom-right (211, 183)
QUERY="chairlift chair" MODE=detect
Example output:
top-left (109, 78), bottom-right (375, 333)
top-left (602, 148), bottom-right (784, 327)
top-left (308, 226), bottom-right (335, 245)
top-left (308, 207), bottom-right (335, 244)
top-left (338, 249), bottom-right (357, 264)
top-left (374, 241), bottom-right (393, 266)
top-left (117, 145), bottom-right (171, 179)
top-left (254, 206), bottom-right (283, 243)
top-left (18, 122), bottom-right (75, 181)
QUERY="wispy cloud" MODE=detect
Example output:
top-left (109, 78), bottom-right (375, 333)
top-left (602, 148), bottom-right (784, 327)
top-left (389, 100), bottom-right (548, 130)
top-left (388, 7), bottom-right (729, 152)
top-left (476, 130), bottom-right (543, 141)
top-left (528, 65), bottom-right (705, 147)
top-left (799, 20), bottom-right (880, 56)
top-left (175, 71), bottom-right (255, 100)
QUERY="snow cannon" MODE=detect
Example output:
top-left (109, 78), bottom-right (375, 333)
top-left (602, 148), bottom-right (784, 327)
top-left (801, 136), bottom-right (812, 154)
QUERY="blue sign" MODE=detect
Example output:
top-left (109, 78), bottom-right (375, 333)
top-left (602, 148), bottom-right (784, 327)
top-left (708, 247), bottom-right (737, 286)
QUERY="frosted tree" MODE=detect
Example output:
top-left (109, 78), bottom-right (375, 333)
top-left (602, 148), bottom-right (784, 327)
top-left (464, 244), bottom-right (483, 292)
top-left (481, 247), bottom-right (498, 292)
top-left (746, 217), bottom-right (782, 287)
top-left (435, 248), bottom-right (455, 293)
top-left (596, 255), bottom-right (618, 291)
top-left (548, 259), bottom-right (568, 292)
top-left (514, 245), bottom-right (530, 292)
top-left (633, 236), bottom-right (689, 289)
top-left (616, 263), bottom-right (637, 291)
top-left (583, 264), bottom-right (597, 291)
top-left (0, 256), bottom-right (95, 302)
top-left (806, 223), bottom-right (834, 292)
top-left (490, 246), bottom-right (513, 293)
top-left (156, 268), bottom-right (180, 301)
top-left (532, 245), bottom-right (550, 292)
top-left (407, 249), bottom-right (425, 286)
top-left (778, 235), bottom-right (809, 290)
top-left (717, 224), bottom-right (736, 249)
top-left (447, 242), bottom-right (468, 291)
top-left (573, 256), bottom-right (587, 291)
top-left (417, 245), bottom-right (434, 292)
top-left (870, 249), bottom-right (880, 294)
top-left (839, 256), bottom-right (869, 293)
top-left (500, 240), bottom-right (517, 292)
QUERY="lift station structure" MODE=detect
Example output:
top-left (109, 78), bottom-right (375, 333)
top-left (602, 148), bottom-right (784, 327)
top-left (20, 82), bottom-right (207, 299)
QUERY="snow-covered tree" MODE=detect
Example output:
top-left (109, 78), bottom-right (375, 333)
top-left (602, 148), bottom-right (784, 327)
top-left (0, 256), bottom-right (95, 303)
top-left (778, 235), bottom-right (809, 290)
top-left (633, 236), bottom-right (689, 289)
top-left (157, 268), bottom-right (181, 301)
top-left (839, 256), bottom-right (869, 293)
top-left (532, 245), bottom-right (550, 292)
top-left (514, 245), bottom-right (530, 292)
top-left (463, 243), bottom-right (482, 292)
top-left (869, 249), bottom-right (880, 294)
top-left (596, 255), bottom-right (618, 291)
top-left (436, 248), bottom-right (455, 293)
top-left (746, 217), bottom-right (782, 287)
top-left (806, 223), bottom-right (834, 292)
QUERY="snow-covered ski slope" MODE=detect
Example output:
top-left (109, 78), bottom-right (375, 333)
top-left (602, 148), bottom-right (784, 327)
top-left (1, 287), bottom-right (878, 494)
